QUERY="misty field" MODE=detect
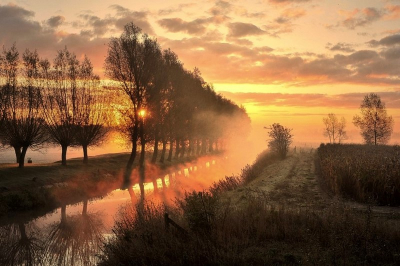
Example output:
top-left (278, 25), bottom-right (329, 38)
top-left (317, 144), bottom-right (400, 206)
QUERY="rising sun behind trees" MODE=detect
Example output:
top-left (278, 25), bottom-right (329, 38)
top-left (105, 23), bottom-right (250, 173)
top-left (353, 93), bottom-right (394, 145)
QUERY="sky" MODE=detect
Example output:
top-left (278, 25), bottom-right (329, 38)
top-left (0, 0), bottom-right (399, 147)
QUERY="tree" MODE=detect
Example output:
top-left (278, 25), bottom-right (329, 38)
top-left (0, 46), bottom-right (48, 167)
top-left (74, 56), bottom-right (109, 164)
top-left (265, 123), bottom-right (293, 159)
top-left (41, 47), bottom-right (79, 166)
top-left (105, 23), bottom-right (160, 171)
top-left (323, 113), bottom-right (347, 143)
top-left (353, 93), bottom-right (394, 145)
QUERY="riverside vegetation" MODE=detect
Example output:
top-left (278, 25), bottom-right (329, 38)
top-left (99, 148), bottom-right (400, 265)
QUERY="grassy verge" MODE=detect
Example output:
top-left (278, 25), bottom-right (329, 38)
top-left (316, 144), bottom-right (400, 206)
top-left (209, 149), bottom-right (279, 195)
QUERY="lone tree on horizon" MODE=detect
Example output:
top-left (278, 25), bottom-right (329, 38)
top-left (353, 93), bottom-right (393, 145)
top-left (323, 113), bottom-right (347, 144)
top-left (265, 123), bottom-right (293, 159)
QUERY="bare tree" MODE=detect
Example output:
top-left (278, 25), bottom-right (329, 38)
top-left (323, 113), bottom-right (347, 144)
top-left (74, 56), bottom-right (109, 164)
top-left (265, 123), bottom-right (293, 159)
top-left (0, 44), bottom-right (21, 162)
top-left (0, 46), bottom-right (47, 167)
top-left (41, 47), bottom-right (79, 166)
top-left (353, 93), bottom-right (394, 145)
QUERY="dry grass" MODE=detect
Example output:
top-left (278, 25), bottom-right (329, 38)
top-left (100, 195), bottom-right (400, 265)
top-left (316, 144), bottom-right (400, 206)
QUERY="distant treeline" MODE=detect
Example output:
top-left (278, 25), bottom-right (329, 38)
top-left (0, 23), bottom-right (250, 168)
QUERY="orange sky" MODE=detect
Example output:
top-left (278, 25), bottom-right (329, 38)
top-left (1, 0), bottom-right (399, 147)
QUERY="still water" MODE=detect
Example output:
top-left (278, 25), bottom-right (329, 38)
top-left (0, 155), bottom-right (237, 265)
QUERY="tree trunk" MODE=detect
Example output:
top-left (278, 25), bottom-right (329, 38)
top-left (139, 167), bottom-right (145, 201)
top-left (180, 139), bottom-right (185, 158)
top-left (174, 138), bottom-right (180, 159)
top-left (188, 139), bottom-right (193, 156)
top-left (61, 205), bottom-right (67, 224)
top-left (19, 223), bottom-right (28, 241)
top-left (201, 138), bottom-right (207, 154)
top-left (82, 199), bottom-right (88, 216)
top-left (83, 144), bottom-right (88, 164)
top-left (196, 139), bottom-right (201, 155)
top-left (61, 144), bottom-right (68, 166)
top-left (126, 121), bottom-right (139, 170)
top-left (127, 142), bottom-right (137, 170)
top-left (160, 140), bottom-right (167, 163)
top-left (209, 139), bottom-right (214, 153)
top-left (18, 146), bottom-right (28, 168)
top-left (151, 129), bottom-right (159, 163)
top-left (167, 138), bottom-right (173, 161)
top-left (139, 141), bottom-right (146, 168)
top-left (13, 146), bottom-right (21, 164)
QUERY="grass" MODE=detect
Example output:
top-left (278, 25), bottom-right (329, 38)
top-left (316, 143), bottom-right (400, 206)
top-left (100, 194), bottom-right (400, 265)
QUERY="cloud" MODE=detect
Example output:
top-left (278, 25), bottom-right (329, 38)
top-left (158, 18), bottom-right (209, 35)
top-left (261, 7), bottom-right (306, 37)
top-left (326, 42), bottom-right (355, 53)
top-left (330, 5), bottom-right (400, 30)
top-left (158, 3), bottom-right (196, 16)
top-left (275, 8), bottom-right (306, 23)
top-left (368, 34), bottom-right (400, 46)
top-left (209, 0), bottom-right (232, 16)
top-left (46, 15), bottom-right (65, 28)
top-left (110, 5), bottom-right (154, 34)
top-left (227, 22), bottom-right (266, 38)
top-left (268, 0), bottom-right (312, 5)
top-left (219, 91), bottom-right (400, 110)
top-left (384, 5), bottom-right (400, 20)
top-left (79, 14), bottom-right (114, 36)
top-left (338, 7), bottom-right (383, 30)
top-left (381, 46), bottom-right (400, 59)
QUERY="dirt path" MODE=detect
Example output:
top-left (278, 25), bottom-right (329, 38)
top-left (224, 150), bottom-right (400, 217)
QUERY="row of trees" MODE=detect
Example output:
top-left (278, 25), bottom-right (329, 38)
top-left (105, 23), bottom-right (250, 173)
top-left (323, 93), bottom-right (394, 145)
top-left (0, 23), bottom-right (250, 169)
top-left (0, 45), bottom-right (110, 167)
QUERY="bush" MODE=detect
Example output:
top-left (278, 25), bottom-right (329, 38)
top-left (177, 191), bottom-right (219, 233)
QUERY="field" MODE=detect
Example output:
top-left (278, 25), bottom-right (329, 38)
top-left (316, 144), bottom-right (400, 206)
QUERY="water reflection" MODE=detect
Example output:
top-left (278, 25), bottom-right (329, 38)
top-left (0, 222), bottom-right (44, 265)
top-left (45, 200), bottom-right (104, 265)
top-left (2, 156), bottom-right (226, 265)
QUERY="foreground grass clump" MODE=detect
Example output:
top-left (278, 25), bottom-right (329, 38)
top-left (100, 194), bottom-right (400, 265)
top-left (317, 144), bottom-right (400, 205)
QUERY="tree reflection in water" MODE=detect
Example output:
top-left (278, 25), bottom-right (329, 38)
top-left (45, 200), bottom-right (104, 265)
top-left (0, 222), bottom-right (44, 265)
